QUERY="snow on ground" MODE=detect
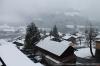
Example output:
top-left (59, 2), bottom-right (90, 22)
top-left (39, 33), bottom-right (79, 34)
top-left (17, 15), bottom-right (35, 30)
top-left (0, 40), bottom-right (43, 66)
top-left (75, 48), bottom-right (95, 58)
top-left (36, 36), bottom-right (71, 56)
top-left (75, 41), bottom-right (88, 48)
top-left (0, 39), bottom-right (14, 46)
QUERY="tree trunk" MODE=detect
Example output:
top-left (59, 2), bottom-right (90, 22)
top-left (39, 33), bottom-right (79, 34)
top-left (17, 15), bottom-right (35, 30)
top-left (90, 42), bottom-right (94, 57)
top-left (89, 35), bottom-right (95, 57)
top-left (79, 37), bottom-right (81, 45)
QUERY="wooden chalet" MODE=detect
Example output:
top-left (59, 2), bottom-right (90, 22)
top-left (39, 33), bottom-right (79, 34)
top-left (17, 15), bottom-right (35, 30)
top-left (95, 35), bottom-right (100, 63)
top-left (35, 37), bottom-right (76, 66)
top-left (62, 34), bottom-right (78, 44)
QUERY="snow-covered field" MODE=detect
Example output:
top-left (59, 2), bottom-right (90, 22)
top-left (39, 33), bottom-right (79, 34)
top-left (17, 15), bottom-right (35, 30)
top-left (75, 48), bottom-right (95, 58)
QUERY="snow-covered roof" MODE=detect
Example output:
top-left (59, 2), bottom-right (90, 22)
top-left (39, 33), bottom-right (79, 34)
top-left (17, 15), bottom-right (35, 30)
top-left (0, 61), bottom-right (2, 65)
top-left (63, 34), bottom-right (78, 40)
top-left (71, 35), bottom-right (78, 38)
top-left (96, 35), bottom-right (100, 39)
top-left (96, 39), bottom-right (100, 42)
top-left (76, 32), bottom-right (82, 37)
top-left (62, 34), bottom-right (72, 39)
top-left (36, 37), bottom-right (71, 56)
top-left (0, 45), bottom-right (43, 66)
top-left (58, 32), bottom-right (63, 36)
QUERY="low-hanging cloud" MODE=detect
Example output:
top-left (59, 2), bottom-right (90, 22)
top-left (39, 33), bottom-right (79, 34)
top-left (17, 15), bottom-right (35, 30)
top-left (0, 0), bottom-right (100, 25)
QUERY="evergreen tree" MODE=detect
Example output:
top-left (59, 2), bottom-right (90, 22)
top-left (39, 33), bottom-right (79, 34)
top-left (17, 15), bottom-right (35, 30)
top-left (52, 25), bottom-right (59, 38)
top-left (24, 22), bottom-right (40, 49)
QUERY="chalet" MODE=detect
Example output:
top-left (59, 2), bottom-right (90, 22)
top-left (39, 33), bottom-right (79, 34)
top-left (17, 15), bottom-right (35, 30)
top-left (95, 39), bottom-right (100, 63)
top-left (62, 34), bottom-right (78, 44)
top-left (36, 37), bottom-right (76, 66)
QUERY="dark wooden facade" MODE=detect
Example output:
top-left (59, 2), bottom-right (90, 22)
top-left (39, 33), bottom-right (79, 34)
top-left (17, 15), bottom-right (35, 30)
top-left (95, 40), bottom-right (100, 63)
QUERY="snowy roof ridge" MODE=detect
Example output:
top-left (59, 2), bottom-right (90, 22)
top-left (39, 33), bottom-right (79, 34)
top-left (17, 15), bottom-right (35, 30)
top-left (96, 35), bottom-right (100, 38)
top-left (36, 37), bottom-right (71, 56)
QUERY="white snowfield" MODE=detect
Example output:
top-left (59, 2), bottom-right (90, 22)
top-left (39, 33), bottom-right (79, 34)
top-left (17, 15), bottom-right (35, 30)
top-left (36, 37), bottom-right (71, 56)
top-left (0, 39), bottom-right (13, 45)
top-left (0, 40), bottom-right (43, 66)
top-left (75, 48), bottom-right (95, 58)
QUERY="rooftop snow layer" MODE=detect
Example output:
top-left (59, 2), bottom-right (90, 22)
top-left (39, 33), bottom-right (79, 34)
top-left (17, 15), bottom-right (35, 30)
top-left (36, 37), bottom-right (71, 56)
top-left (96, 35), bottom-right (100, 39)
top-left (63, 34), bottom-right (78, 39)
top-left (0, 61), bottom-right (2, 66)
top-left (0, 45), bottom-right (43, 66)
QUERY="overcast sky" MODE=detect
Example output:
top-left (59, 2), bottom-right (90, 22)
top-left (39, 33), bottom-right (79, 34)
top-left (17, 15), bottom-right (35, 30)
top-left (0, 0), bottom-right (100, 25)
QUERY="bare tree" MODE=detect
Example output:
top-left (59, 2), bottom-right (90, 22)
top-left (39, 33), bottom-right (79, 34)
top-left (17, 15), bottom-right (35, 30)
top-left (85, 23), bottom-right (98, 57)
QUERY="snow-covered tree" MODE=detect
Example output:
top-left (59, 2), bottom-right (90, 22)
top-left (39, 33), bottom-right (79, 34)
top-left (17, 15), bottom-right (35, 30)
top-left (24, 22), bottom-right (40, 49)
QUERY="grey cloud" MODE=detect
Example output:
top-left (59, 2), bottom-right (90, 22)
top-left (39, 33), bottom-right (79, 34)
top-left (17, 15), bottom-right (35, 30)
top-left (0, 0), bottom-right (100, 25)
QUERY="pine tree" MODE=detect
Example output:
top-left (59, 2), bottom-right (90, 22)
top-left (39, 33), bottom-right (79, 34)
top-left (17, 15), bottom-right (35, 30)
top-left (52, 25), bottom-right (59, 38)
top-left (24, 22), bottom-right (40, 49)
